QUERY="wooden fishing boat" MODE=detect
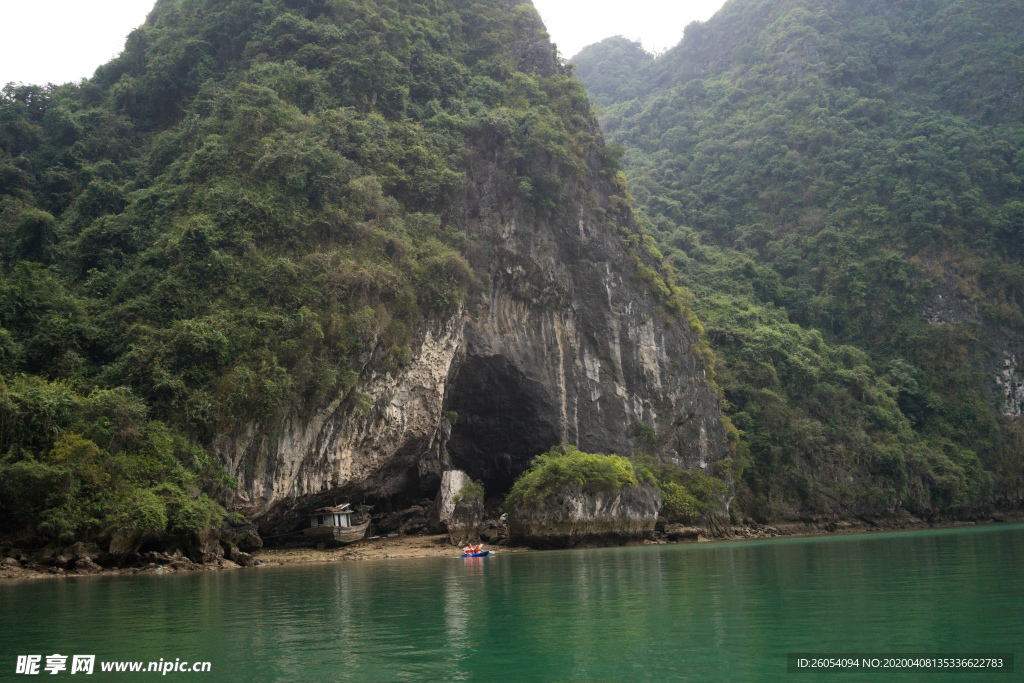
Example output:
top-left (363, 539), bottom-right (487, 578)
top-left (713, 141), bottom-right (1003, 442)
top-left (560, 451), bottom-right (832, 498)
top-left (302, 504), bottom-right (369, 544)
top-left (303, 520), bottom-right (369, 543)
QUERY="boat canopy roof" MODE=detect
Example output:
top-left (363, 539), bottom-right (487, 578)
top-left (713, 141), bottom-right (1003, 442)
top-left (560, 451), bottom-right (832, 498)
top-left (312, 504), bottom-right (351, 514)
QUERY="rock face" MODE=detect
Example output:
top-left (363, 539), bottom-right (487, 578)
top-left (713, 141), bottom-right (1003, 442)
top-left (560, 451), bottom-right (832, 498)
top-left (376, 506), bottom-right (429, 535)
top-left (217, 315), bottom-right (464, 534)
top-left (213, 18), bottom-right (731, 536)
top-left (429, 470), bottom-right (473, 533)
top-left (507, 483), bottom-right (661, 549)
top-left (219, 521), bottom-right (263, 555)
top-left (480, 516), bottom-right (509, 544)
top-left (97, 522), bottom-right (261, 566)
top-left (921, 278), bottom-right (1024, 419)
top-left (443, 159), bottom-right (729, 491)
top-left (996, 352), bottom-right (1023, 418)
top-left (218, 166), bottom-right (731, 534)
top-left (448, 499), bottom-right (485, 547)
top-left (663, 524), bottom-right (702, 542)
top-left (427, 469), bottom-right (484, 545)
top-left (216, 160), bottom-right (730, 533)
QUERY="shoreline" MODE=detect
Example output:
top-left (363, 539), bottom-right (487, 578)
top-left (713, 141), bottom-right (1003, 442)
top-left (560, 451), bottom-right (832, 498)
top-left (3, 512), bottom-right (1023, 582)
top-left (650, 510), bottom-right (1024, 545)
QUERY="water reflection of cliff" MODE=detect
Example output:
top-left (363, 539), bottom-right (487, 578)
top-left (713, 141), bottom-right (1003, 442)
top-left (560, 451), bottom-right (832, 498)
top-left (2, 529), bottom-right (1021, 681)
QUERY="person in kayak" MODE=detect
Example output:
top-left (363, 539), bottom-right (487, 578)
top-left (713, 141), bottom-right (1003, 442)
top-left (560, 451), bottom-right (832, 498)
top-left (464, 544), bottom-right (483, 555)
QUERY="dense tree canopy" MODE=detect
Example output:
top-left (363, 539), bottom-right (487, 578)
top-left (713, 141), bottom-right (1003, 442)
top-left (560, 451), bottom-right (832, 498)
top-left (574, 0), bottom-right (1023, 520)
top-left (0, 0), bottom-right (629, 543)
top-left (3, 0), bottom-right (1020, 541)
top-left (571, 36), bottom-right (653, 108)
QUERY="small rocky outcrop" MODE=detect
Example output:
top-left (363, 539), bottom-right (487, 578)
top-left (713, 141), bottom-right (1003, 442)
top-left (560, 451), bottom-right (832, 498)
top-left (399, 507), bottom-right (430, 535)
top-left (663, 524), bottom-right (702, 541)
top-left (231, 551), bottom-right (255, 567)
top-left (375, 505), bottom-right (430, 535)
top-left (30, 544), bottom-right (69, 567)
top-left (184, 528), bottom-right (225, 564)
top-left (12, 520), bottom-right (265, 571)
top-left (508, 483), bottom-right (661, 549)
top-left (429, 470), bottom-right (473, 533)
top-left (65, 541), bottom-right (102, 562)
top-left (219, 521), bottom-right (263, 555)
top-left (480, 514), bottom-right (509, 544)
top-left (429, 468), bottom-right (486, 545)
top-left (447, 499), bottom-right (485, 547)
top-left (107, 528), bottom-right (155, 557)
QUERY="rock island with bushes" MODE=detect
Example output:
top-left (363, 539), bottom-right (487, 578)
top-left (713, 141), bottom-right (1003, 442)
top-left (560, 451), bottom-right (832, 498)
top-left (505, 446), bottom-right (660, 548)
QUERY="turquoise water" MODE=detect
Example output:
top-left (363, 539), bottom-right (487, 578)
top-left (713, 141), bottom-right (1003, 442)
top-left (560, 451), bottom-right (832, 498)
top-left (2, 525), bottom-right (1022, 681)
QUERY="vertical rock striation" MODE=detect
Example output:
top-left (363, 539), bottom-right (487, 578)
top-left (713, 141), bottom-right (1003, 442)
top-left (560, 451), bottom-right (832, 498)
top-left (219, 162), bottom-right (731, 535)
top-left (429, 469), bottom-right (473, 533)
top-left (217, 315), bottom-right (466, 532)
top-left (445, 159), bottom-right (729, 491)
top-left (507, 482), bottom-right (662, 548)
top-left (218, 155), bottom-right (730, 536)
top-left (211, 2), bottom-right (731, 536)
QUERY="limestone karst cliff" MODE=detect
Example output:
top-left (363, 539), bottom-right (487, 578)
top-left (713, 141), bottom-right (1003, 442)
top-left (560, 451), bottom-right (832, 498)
top-left (0, 0), bottom-right (731, 550)
top-left (572, 0), bottom-right (1024, 517)
top-left (218, 88), bottom-right (730, 533)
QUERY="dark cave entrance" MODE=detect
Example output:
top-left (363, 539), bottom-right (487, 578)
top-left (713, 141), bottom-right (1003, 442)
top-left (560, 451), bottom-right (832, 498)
top-left (443, 355), bottom-right (560, 495)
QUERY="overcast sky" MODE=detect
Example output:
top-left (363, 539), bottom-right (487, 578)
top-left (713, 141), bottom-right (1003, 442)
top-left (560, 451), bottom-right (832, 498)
top-left (535, 0), bottom-right (725, 59)
top-left (0, 0), bottom-right (726, 88)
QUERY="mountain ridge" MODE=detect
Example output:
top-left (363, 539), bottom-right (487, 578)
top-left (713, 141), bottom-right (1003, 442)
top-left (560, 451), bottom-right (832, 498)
top-left (573, 0), bottom-right (1023, 520)
top-left (0, 0), bottom-right (730, 550)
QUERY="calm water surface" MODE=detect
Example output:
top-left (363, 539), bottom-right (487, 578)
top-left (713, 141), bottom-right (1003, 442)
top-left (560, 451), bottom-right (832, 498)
top-left (2, 524), bottom-right (1023, 681)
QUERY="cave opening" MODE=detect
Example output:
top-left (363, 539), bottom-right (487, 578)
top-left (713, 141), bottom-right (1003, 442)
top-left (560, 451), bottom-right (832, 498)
top-left (443, 355), bottom-right (560, 497)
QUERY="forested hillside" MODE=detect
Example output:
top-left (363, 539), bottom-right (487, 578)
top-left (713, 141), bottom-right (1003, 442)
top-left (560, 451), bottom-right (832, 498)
top-left (572, 36), bottom-right (652, 107)
top-left (3, 0), bottom-right (1021, 549)
top-left (0, 0), bottom-right (640, 546)
top-left (574, 0), bottom-right (1024, 520)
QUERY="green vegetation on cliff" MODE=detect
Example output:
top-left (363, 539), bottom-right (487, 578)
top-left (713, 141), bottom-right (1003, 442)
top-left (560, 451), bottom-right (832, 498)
top-left (574, 0), bottom-right (1023, 519)
top-left (0, 376), bottom-right (229, 543)
top-left (506, 445), bottom-right (645, 510)
top-left (505, 444), bottom-right (726, 523)
top-left (571, 36), bottom-right (653, 108)
top-left (0, 0), bottom-right (644, 545)
top-left (453, 478), bottom-right (485, 504)
top-left (656, 466), bottom-right (728, 524)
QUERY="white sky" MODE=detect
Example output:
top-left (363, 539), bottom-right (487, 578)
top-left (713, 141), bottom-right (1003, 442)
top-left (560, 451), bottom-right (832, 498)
top-left (533, 0), bottom-right (726, 59)
top-left (0, 0), bottom-right (726, 88)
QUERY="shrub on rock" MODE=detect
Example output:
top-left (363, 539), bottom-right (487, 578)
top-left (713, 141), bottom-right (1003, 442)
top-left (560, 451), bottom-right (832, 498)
top-left (506, 445), bottom-right (661, 548)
